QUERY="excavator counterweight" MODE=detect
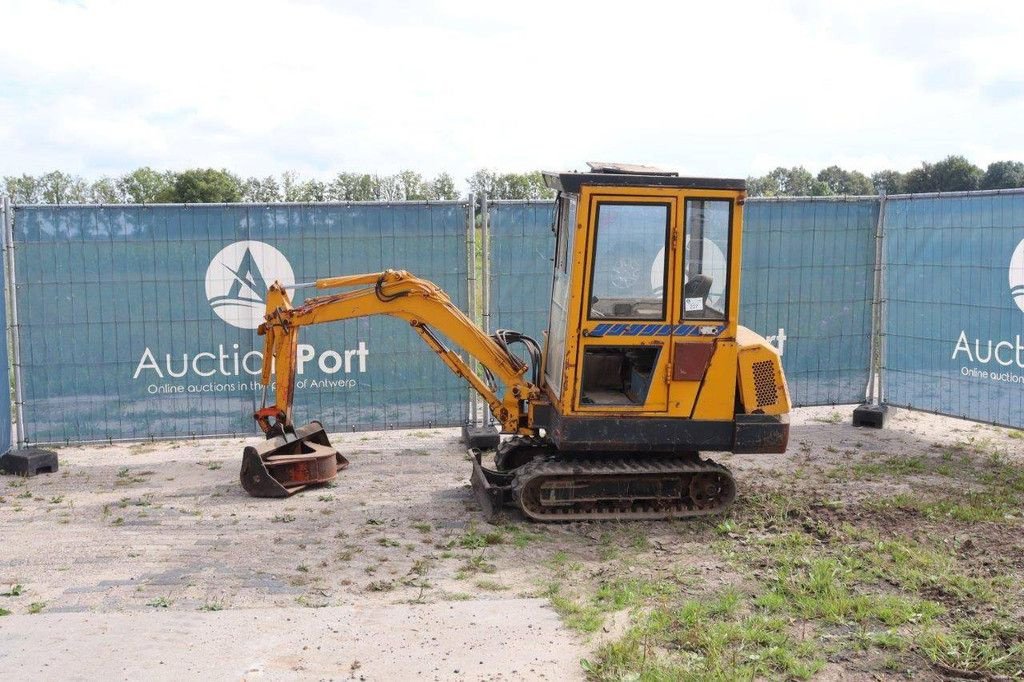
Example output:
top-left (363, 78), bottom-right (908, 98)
top-left (240, 164), bottom-right (790, 521)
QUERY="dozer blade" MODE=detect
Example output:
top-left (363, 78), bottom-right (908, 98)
top-left (240, 421), bottom-right (349, 497)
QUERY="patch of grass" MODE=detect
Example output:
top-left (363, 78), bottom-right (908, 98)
top-left (366, 580), bottom-right (394, 592)
top-left (377, 537), bottom-right (400, 548)
top-left (475, 580), bottom-right (509, 592)
top-left (317, 494), bottom-right (334, 502)
top-left (917, 619), bottom-right (1024, 677)
top-left (545, 583), bottom-right (603, 633)
top-left (0, 607), bottom-right (9, 616)
top-left (271, 514), bottom-right (296, 524)
top-left (459, 554), bottom-right (497, 576)
top-left (206, 461), bottom-right (223, 471)
top-left (296, 564), bottom-right (309, 573)
top-left (585, 587), bottom-right (825, 681)
top-left (27, 602), bottom-right (45, 614)
top-left (592, 579), bottom-right (676, 612)
top-left (198, 602), bottom-right (224, 612)
top-left (1008, 430), bottom-right (1023, 440)
top-left (147, 596), bottom-right (171, 608)
top-left (459, 525), bottom-right (505, 549)
top-left (811, 410), bottom-right (843, 424)
top-left (411, 522), bottom-right (432, 533)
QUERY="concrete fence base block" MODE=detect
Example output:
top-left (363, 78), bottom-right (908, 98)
top-left (852, 403), bottom-right (892, 429)
top-left (0, 448), bottom-right (60, 476)
top-left (461, 424), bottom-right (500, 450)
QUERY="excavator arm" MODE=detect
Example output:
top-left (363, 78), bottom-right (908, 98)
top-left (254, 269), bottom-right (540, 435)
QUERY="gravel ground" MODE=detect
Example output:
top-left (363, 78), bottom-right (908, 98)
top-left (0, 405), bottom-right (1021, 680)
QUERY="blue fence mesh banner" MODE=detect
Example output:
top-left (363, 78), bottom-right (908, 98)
top-left (13, 202), bottom-right (469, 444)
top-left (742, 199), bottom-right (877, 406)
top-left (882, 192), bottom-right (1024, 427)
top-left (488, 198), bottom-right (877, 408)
top-left (0, 209), bottom-right (11, 455)
top-left (488, 201), bottom-right (555, 340)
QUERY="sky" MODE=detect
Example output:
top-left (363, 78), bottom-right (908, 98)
top-left (1, 0), bottom-right (1023, 185)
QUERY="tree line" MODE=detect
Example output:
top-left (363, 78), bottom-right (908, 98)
top-left (4, 156), bottom-right (1023, 204)
top-left (747, 156), bottom-right (1024, 197)
top-left (0, 168), bottom-right (555, 204)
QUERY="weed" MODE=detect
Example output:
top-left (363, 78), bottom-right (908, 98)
top-left (271, 514), bottom-right (296, 524)
top-left (0, 608), bottom-right (9, 616)
top-left (367, 580), bottom-right (394, 592)
top-left (412, 522), bottom-right (432, 533)
top-left (377, 537), bottom-right (400, 548)
top-left (198, 602), bottom-right (224, 612)
top-left (2, 584), bottom-right (24, 597)
top-left (459, 525), bottom-right (505, 549)
top-left (296, 564), bottom-right (309, 573)
top-left (475, 580), bottom-right (509, 591)
top-left (147, 596), bottom-right (171, 608)
top-left (27, 602), bottom-right (45, 614)
top-left (317, 494), bottom-right (334, 502)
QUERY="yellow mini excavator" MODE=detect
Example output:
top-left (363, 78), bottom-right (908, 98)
top-left (240, 163), bottom-right (790, 521)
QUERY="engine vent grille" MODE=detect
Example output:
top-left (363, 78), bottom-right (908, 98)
top-left (752, 360), bottom-right (778, 408)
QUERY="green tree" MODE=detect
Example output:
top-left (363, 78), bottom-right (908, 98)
top-left (2, 174), bottom-right (43, 203)
top-left (241, 175), bottom-right (282, 202)
top-left (295, 179), bottom-right (327, 202)
top-left (39, 171), bottom-right (88, 203)
top-left (425, 172), bottom-right (458, 200)
top-left (870, 170), bottom-right (904, 194)
top-left (467, 170), bottom-right (553, 199)
top-left (981, 161), bottom-right (1024, 190)
top-left (89, 177), bottom-right (122, 203)
top-left (396, 170), bottom-right (426, 200)
top-left (117, 167), bottom-right (174, 203)
top-left (903, 156), bottom-right (982, 193)
top-left (816, 165), bottom-right (874, 195)
top-left (747, 167), bottom-right (830, 197)
top-left (167, 168), bottom-right (242, 203)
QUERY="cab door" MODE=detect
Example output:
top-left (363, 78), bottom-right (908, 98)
top-left (570, 190), bottom-right (679, 414)
top-left (667, 194), bottom-right (739, 419)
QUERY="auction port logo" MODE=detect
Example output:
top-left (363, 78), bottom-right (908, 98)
top-left (205, 241), bottom-right (295, 329)
top-left (1011, 238), bottom-right (1024, 313)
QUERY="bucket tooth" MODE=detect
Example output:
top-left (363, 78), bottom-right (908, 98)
top-left (240, 421), bottom-right (348, 498)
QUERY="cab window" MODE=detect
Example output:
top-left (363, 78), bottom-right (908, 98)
top-left (682, 199), bottom-right (731, 320)
top-left (588, 203), bottom-right (669, 320)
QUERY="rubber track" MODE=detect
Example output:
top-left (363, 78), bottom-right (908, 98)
top-left (511, 456), bottom-right (735, 521)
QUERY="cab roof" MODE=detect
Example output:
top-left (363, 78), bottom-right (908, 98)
top-left (543, 161), bottom-right (746, 194)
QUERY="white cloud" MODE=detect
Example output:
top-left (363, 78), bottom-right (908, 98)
top-left (0, 0), bottom-right (1022, 184)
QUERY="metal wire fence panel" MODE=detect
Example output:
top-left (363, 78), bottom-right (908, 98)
top-left (488, 201), bottom-right (555, 341)
top-left (487, 199), bottom-right (876, 407)
top-left (882, 193), bottom-right (1024, 427)
top-left (0, 205), bottom-right (11, 455)
top-left (12, 202), bottom-right (470, 444)
top-left (739, 199), bottom-right (877, 406)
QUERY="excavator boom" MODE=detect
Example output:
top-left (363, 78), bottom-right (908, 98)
top-left (240, 269), bottom-right (540, 497)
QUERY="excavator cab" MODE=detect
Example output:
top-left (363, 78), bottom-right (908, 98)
top-left (531, 163), bottom-right (789, 453)
top-left (239, 162), bottom-right (790, 522)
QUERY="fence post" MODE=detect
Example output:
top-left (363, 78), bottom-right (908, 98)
top-left (3, 199), bottom-right (25, 446)
top-left (853, 194), bottom-right (890, 428)
top-left (466, 194), bottom-right (479, 426)
top-left (481, 193), bottom-right (491, 335)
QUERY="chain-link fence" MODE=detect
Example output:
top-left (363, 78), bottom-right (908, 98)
top-left (11, 202), bottom-right (471, 444)
top-left (4, 188), bottom-right (1022, 446)
top-left (882, 190), bottom-right (1024, 427)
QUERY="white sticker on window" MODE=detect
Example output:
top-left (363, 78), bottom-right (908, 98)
top-left (685, 297), bottom-right (703, 312)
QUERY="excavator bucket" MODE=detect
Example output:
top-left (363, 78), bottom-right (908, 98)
top-left (240, 421), bottom-right (349, 497)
